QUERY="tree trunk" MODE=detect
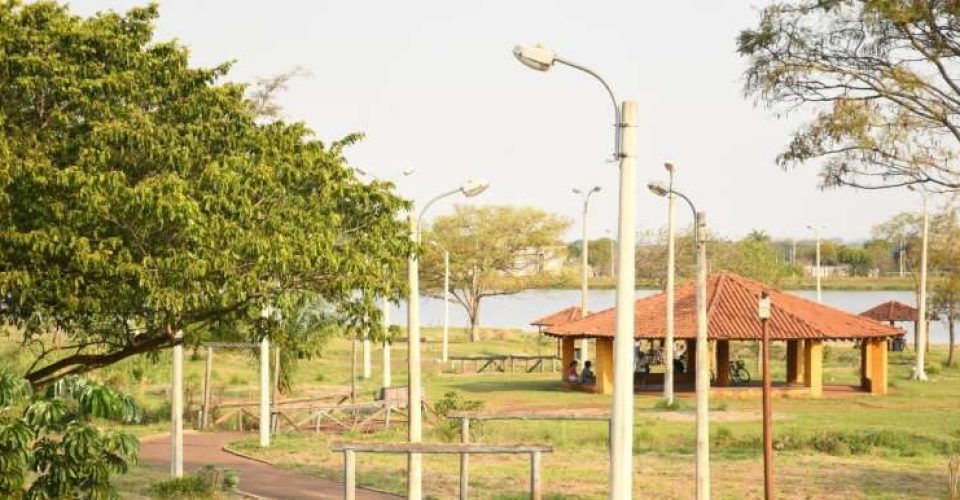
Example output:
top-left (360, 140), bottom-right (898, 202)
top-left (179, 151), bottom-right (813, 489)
top-left (468, 297), bottom-right (482, 342)
top-left (948, 313), bottom-right (956, 367)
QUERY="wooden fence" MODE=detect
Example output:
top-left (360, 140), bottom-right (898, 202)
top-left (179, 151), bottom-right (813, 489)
top-left (447, 354), bottom-right (560, 374)
top-left (331, 442), bottom-right (553, 500)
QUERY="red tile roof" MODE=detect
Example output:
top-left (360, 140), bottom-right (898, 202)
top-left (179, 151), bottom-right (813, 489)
top-left (859, 300), bottom-right (921, 322)
top-left (531, 306), bottom-right (584, 328)
top-left (544, 271), bottom-right (904, 341)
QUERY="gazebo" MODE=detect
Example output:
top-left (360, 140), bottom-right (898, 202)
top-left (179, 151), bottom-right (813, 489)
top-left (541, 271), bottom-right (904, 398)
top-left (859, 300), bottom-right (931, 352)
top-left (531, 306), bottom-right (584, 333)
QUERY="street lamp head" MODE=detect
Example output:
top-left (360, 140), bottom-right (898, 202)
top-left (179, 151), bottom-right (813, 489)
top-left (402, 168), bottom-right (415, 177)
top-left (512, 44), bottom-right (556, 72)
top-left (664, 162), bottom-right (676, 173)
top-left (647, 180), bottom-right (669, 198)
top-left (460, 178), bottom-right (489, 197)
top-left (591, 186), bottom-right (602, 193)
top-left (572, 188), bottom-right (582, 195)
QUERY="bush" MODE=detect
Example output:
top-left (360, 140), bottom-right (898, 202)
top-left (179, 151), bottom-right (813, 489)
top-left (148, 466), bottom-right (239, 498)
top-left (432, 391), bottom-right (484, 442)
top-left (653, 398), bottom-right (688, 411)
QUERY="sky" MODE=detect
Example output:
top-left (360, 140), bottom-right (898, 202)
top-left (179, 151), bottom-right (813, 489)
top-left (71, 0), bottom-right (927, 242)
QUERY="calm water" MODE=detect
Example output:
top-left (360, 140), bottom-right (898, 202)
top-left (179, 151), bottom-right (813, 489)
top-left (389, 288), bottom-right (951, 344)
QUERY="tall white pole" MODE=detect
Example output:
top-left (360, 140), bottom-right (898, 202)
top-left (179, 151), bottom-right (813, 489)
top-left (580, 197), bottom-right (591, 362)
top-left (170, 329), bottom-right (183, 477)
top-left (442, 250), bottom-right (450, 362)
top-left (914, 193), bottom-right (929, 381)
top-left (382, 297), bottom-right (392, 388)
top-left (407, 214), bottom-right (423, 498)
top-left (259, 335), bottom-right (270, 447)
top-left (815, 231), bottom-right (822, 303)
top-left (610, 101), bottom-right (637, 499)
top-left (362, 336), bottom-right (371, 380)
top-left (694, 212), bottom-right (710, 500)
top-left (664, 164), bottom-right (676, 405)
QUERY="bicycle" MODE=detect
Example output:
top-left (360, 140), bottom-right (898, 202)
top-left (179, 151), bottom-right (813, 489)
top-left (709, 360), bottom-right (751, 385)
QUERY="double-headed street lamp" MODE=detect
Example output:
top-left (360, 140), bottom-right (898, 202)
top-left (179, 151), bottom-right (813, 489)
top-left (407, 178), bottom-right (489, 498)
top-left (514, 43), bottom-right (638, 498)
top-left (573, 186), bottom-right (602, 361)
top-left (908, 184), bottom-right (930, 381)
top-left (648, 180), bottom-right (710, 500)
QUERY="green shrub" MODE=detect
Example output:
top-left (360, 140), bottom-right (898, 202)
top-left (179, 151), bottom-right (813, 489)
top-left (927, 363), bottom-right (942, 375)
top-left (148, 476), bottom-right (213, 498)
top-left (653, 398), bottom-right (687, 411)
top-left (432, 391), bottom-right (484, 442)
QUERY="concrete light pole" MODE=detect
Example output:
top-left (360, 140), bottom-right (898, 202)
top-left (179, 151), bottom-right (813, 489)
top-left (381, 297), bottom-right (391, 388)
top-left (605, 229), bottom-right (615, 277)
top-left (806, 225), bottom-right (823, 303)
top-left (170, 329), bottom-right (183, 477)
top-left (430, 241), bottom-right (451, 363)
top-left (648, 181), bottom-right (709, 499)
top-left (909, 185), bottom-right (930, 381)
top-left (358, 168), bottom-right (415, 381)
top-left (513, 43), bottom-right (637, 499)
top-left (407, 179), bottom-right (489, 498)
top-left (662, 162), bottom-right (677, 405)
top-left (573, 185), bottom-right (602, 361)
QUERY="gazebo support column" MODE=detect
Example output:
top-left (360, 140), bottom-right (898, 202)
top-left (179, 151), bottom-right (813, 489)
top-left (595, 338), bottom-right (614, 395)
top-left (786, 340), bottom-right (804, 385)
top-left (803, 340), bottom-right (823, 398)
top-left (560, 338), bottom-right (575, 381)
top-left (860, 340), bottom-right (872, 391)
top-left (862, 338), bottom-right (888, 395)
top-left (715, 340), bottom-right (730, 387)
top-left (686, 339), bottom-right (697, 377)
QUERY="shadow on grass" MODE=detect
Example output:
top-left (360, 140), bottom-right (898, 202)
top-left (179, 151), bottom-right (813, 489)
top-left (452, 379), bottom-right (571, 394)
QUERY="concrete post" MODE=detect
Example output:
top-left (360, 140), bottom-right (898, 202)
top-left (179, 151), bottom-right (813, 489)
top-left (171, 329), bottom-right (183, 477)
top-left (382, 296), bottom-right (391, 388)
top-left (407, 214), bottom-right (423, 499)
top-left (259, 336), bottom-right (270, 447)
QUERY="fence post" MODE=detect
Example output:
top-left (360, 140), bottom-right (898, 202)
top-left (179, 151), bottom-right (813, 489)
top-left (202, 347), bottom-right (212, 430)
top-left (344, 449), bottom-right (356, 500)
top-left (530, 450), bottom-right (541, 500)
top-left (460, 417), bottom-right (470, 500)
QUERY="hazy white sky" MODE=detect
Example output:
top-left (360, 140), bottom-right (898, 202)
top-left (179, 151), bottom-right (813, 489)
top-left (72, 0), bottom-right (924, 241)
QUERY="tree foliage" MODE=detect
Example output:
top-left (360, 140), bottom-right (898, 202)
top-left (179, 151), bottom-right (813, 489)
top-left (421, 205), bottom-right (570, 341)
top-left (739, 0), bottom-right (960, 190)
top-left (0, 370), bottom-right (141, 498)
top-left (0, 2), bottom-right (412, 388)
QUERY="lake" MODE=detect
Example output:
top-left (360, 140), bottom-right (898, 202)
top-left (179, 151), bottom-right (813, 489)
top-left (388, 288), bottom-right (952, 344)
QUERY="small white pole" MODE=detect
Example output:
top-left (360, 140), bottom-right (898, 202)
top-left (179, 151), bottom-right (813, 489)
top-left (382, 297), bottom-right (392, 388)
top-left (260, 335), bottom-right (271, 447)
top-left (171, 329), bottom-right (184, 477)
top-left (442, 249), bottom-right (450, 363)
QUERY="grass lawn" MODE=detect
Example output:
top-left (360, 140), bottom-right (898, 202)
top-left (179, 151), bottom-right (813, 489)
top-left (6, 326), bottom-right (958, 498)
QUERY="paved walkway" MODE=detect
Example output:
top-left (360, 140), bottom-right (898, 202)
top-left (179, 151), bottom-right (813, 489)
top-left (140, 432), bottom-right (398, 499)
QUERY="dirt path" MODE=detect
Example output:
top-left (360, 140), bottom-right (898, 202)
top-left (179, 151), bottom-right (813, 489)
top-left (140, 432), bottom-right (398, 499)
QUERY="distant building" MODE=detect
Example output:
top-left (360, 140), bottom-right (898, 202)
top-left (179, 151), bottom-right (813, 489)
top-left (511, 246), bottom-right (568, 276)
top-left (803, 264), bottom-right (851, 278)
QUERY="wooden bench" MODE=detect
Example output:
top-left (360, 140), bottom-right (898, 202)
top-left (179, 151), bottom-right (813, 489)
top-left (332, 441), bottom-right (553, 500)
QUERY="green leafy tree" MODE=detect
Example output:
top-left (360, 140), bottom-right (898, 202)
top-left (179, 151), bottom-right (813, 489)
top-left (0, 370), bottom-right (141, 498)
top-left (0, 2), bottom-right (412, 388)
top-left (930, 209), bottom-right (960, 366)
top-left (422, 205), bottom-right (570, 341)
top-left (739, 0), bottom-right (960, 190)
top-left (567, 237), bottom-right (616, 277)
top-left (838, 246), bottom-right (874, 276)
top-left (713, 233), bottom-right (792, 284)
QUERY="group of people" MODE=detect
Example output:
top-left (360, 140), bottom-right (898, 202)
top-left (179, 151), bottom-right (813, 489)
top-left (565, 341), bottom-right (687, 386)
top-left (564, 359), bottom-right (595, 385)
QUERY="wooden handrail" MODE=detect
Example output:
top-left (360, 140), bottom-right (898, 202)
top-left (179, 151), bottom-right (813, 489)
top-left (331, 442), bottom-right (552, 454)
top-left (447, 411), bottom-right (610, 421)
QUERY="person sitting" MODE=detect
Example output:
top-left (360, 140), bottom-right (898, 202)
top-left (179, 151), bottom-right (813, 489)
top-left (564, 360), bottom-right (579, 383)
top-left (580, 361), bottom-right (596, 385)
top-left (673, 357), bottom-right (685, 374)
top-left (635, 350), bottom-right (650, 375)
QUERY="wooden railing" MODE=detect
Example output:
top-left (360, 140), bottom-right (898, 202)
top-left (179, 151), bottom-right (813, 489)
top-left (447, 411), bottom-right (612, 497)
top-left (331, 442), bottom-right (553, 500)
top-left (447, 354), bottom-right (560, 374)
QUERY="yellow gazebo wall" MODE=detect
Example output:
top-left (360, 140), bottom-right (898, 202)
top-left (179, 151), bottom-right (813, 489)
top-left (595, 338), bottom-right (614, 395)
top-left (860, 338), bottom-right (888, 395)
top-left (803, 340), bottom-right (823, 397)
top-left (560, 337), bottom-right (575, 381)
top-left (786, 340), bottom-right (804, 385)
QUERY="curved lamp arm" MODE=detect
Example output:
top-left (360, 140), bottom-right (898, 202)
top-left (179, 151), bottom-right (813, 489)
top-left (416, 188), bottom-right (461, 242)
top-left (555, 56), bottom-right (621, 160)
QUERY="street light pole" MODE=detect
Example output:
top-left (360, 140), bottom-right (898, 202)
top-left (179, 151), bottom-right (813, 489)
top-left (909, 185), bottom-right (930, 381)
top-left (605, 229), bottom-right (615, 277)
top-left (647, 181), bottom-right (710, 499)
top-left (663, 162), bottom-right (677, 405)
top-left (806, 225), bottom-right (823, 303)
top-left (574, 186), bottom-right (601, 361)
top-left (513, 44), bottom-right (636, 499)
top-left (758, 291), bottom-right (774, 500)
top-left (407, 180), bottom-right (489, 498)
top-left (382, 297), bottom-right (391, 388)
